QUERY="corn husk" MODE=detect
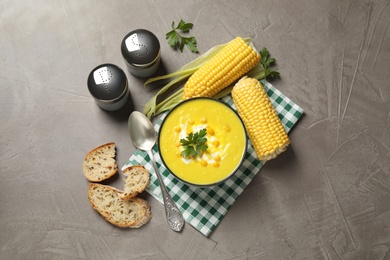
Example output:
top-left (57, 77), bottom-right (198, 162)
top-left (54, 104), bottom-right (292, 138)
top-left (144, 38), bottom-right (268, 118)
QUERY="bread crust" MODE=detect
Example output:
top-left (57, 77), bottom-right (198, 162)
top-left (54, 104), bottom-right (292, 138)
top-left (83, 142), bottom-right (118, 182)
top-left (88, 183), bottom-right (152, 228)
top-left (120, 165), bottom-right (150, 200)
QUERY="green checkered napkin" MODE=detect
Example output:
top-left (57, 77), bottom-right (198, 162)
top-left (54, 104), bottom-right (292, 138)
top-left (122, 80), bottom-right (303, 236)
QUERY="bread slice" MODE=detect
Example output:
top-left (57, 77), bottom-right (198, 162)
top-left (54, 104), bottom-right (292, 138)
top-left (83, 142), bottom-right (118, 182)
top-left (88, 183), bottom-right (152, 228)
top-left (120, 165), bottom-right (150, 200)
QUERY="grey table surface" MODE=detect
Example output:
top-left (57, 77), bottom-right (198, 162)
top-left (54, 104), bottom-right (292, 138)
top-left (1, 0), bottom-right (389, 259)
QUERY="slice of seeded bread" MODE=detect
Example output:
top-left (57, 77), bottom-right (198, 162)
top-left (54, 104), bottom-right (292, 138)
top-left (120, 165), bottom-right (150, 200)
top-left (83, 142), bottom-right (118, 182)
top-left (88, 183), bottom-right (152, 228)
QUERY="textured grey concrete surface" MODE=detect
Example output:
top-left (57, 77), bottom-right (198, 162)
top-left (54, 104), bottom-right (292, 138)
top-left (1, 0), bottom-right (389, 259)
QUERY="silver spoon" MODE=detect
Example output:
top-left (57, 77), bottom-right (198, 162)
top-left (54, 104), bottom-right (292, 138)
top-left (128, 111), bottom-right (184, 232)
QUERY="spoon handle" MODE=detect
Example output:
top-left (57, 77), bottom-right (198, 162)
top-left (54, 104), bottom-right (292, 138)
top-left (147, 150), bottom-right (185, 232)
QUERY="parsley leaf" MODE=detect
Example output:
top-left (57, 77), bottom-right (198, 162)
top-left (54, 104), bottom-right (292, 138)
top-left (180, 129), bottom-right (208, 158)
top-left (176, 19), bottom-right (193, 32)
top-left (166, 19), bottom-right (198, 53)
top-left (260, 47), bottom-right (280, 79)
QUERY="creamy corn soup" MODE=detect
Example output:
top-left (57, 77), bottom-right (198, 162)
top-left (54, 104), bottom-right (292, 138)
top-left (159, 98), bottom-right (247, 186)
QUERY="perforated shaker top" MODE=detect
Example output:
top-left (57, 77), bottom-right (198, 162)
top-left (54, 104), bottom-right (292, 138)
top-left (87, 64), bottom-right (127, 101)
top-left (121, 29), bottom-right (160, 66)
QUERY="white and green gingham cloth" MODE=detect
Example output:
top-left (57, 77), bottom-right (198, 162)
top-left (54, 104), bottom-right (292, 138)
top-left (122, 80), bottom-right (304, 236)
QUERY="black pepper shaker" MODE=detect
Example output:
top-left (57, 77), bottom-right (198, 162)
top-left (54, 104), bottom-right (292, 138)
top-left (87, 64), bottom-right (129, 111)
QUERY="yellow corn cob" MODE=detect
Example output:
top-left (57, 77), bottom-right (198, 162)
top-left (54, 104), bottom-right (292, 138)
top-left (232, 77), bottom-right (290, 161)
top-left (182, 37), bottom-right (260, 100)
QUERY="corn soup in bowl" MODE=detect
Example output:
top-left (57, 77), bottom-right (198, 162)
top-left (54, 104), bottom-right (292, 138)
top-left (158, 98), bottom-right (247, 187)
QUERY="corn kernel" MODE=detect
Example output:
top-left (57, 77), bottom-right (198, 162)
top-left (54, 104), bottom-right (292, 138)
top-left (174, 126), bottom-right (181, 132)
top-left (213, 161), bottom-right (220, 167)
top-left (200, 160), bottom-right (208, 167)
top-left (188, 119), bottom-right (195, 125)
top-left (212, 140), bottom-right (220, 148)
top-left (201, 117), bottom-right (207, 123)
top-left (223, 125), bottom-right (231, 132)
top-left (206, 125), bottom-right (214, 136)
top-left (214, 155), bottom-right (221, 162)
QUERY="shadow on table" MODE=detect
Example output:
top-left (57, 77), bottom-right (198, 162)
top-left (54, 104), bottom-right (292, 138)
top-left (95, 93), bottom-right (135, 123)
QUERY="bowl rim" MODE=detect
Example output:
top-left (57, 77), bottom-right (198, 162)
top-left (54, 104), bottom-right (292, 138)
top-left (157, 97), bottom-right (248, 188)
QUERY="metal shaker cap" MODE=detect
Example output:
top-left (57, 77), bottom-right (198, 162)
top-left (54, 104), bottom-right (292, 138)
top-left (121, 29), bottom-right (160, 77)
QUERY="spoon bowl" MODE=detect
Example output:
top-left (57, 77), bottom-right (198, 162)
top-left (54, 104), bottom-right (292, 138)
top-left (128, 112), bottom-right (157, 151)
top-left (128, 111), bottom-right (184, 232)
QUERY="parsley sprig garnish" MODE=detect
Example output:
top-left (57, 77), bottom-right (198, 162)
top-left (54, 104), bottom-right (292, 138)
top-left (260, 47), bottom-right (280, 79)
top-left (166, 19), bottom-right (198, 53)
top-left (180, 129), bottom-right (208, 158)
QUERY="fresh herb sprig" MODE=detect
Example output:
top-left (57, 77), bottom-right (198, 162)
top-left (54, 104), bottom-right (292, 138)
top-left (260, 47), bottom-right (280, 79)
top-left (166, 19), bottom-right (198, 53)
top-left (180, 129), bottom-right (208, 158)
